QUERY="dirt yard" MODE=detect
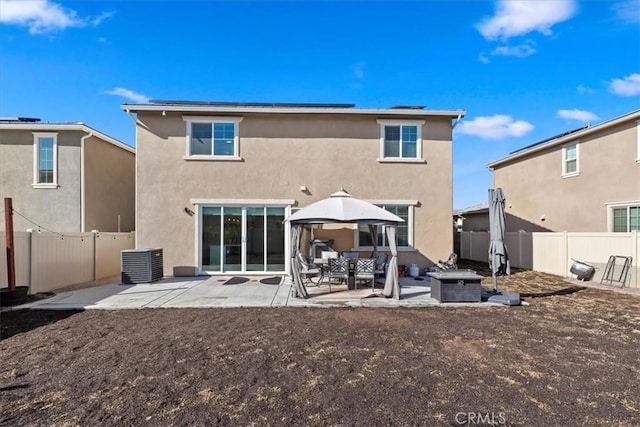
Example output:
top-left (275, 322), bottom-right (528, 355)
top-left (1, 262), bottom-right (639, 426)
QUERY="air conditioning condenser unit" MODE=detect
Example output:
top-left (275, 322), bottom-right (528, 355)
top-left (121, 248), bottom-right (164, 284)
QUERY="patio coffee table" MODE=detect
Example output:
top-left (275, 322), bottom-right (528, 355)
top-left (427, 270), bottom-right (484, 302)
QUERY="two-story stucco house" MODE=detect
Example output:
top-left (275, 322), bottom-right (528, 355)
top-left (487, 109), bottom-right (640, 232)
top-left (0, 118), bottom-right (135, 233)
top-left (122, 101), bottom-right (465, 275)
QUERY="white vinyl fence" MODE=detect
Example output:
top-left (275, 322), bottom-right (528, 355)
top-left (0, 231), bottom-right (135, 293)
top-left (459, 231), bottom-right (639, 289)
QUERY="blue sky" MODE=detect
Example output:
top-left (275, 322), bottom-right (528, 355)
top-left (1, 0), bottom-right (639, 209)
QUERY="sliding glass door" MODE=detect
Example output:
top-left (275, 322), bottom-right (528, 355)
top-left (223, 207), bottom-right (242, 272)
top-left (266, 208), bottom-right (285, 271)
top-left (201, 206), bottom-right (285, 273)
top-left (202, 207), bottom-right (222, 272)
top-left (246, 207), bottom-right (265, 271)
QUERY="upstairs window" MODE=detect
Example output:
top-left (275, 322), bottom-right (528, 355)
top-left (562, 143), bottom-right (579, 177)
top-left (377, 119), bottom-right (424, 161)
top-left (184, 116), bottom-right (242, 159)
top-left (33, 132), bottom-right (57, 188)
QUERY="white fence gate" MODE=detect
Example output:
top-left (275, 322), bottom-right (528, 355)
top-left (458, 231), bottom-right (639, 289)
top-left (0, 231), bottom-right (135, 293)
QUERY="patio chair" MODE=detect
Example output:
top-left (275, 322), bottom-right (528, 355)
top-left (342, 251), bottom-right (360, 259)
top-left (296, 252), bottom-right (322, 286)
top-left (327, 257), bottom-right (349, 292)
top-left (437, 253), bottom-right (458, 271)
top-left (355, 258), bottom-right (376, 290)
top-left (374, 253), bottom-right (388, 285)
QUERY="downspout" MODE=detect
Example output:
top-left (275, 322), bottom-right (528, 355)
top-left (450, 112), bottom-right (463, 240)
top-left (452, 112), bottom-right (463, 129)
top-left (80, 132), bottom-right (97, 282)
top-left (124, 108), bottom-right (138, 126)
top-left (80, 132), bottom-right (93, 233)
top-left (125, 108), bottom-right (138, 248)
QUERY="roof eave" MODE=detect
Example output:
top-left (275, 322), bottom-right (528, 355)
top-left (121, 103), bottom-right (466, 118)
top-left (487, 109), bottom-right (640, 169)
top-left (0, 123), bottom-right (135, 154)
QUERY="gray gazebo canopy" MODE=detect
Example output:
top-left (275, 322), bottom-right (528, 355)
top-left (285, 190), bottom-right (403, 299)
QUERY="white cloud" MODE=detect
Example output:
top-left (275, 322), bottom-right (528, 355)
top-left (0, 0), bottom-right (81, 33)
top-left (577, 85), bottom-right (596, 95)
top-left (105, 88), bottom-right (150, 103)
top-left (0, 0), bottom-right (113, 34)
top-left (557, 109), bottom-right (599, 122)
top-left (611, 0), bottom-right (640, 24)
top-left (90, 11), bottom-right (115, 27)
top-left (351, 62), bottom-right (367, 79)
top-left (478, 52), bottom-right (490, 64)
top-left (608, 73), bottom-right (640, 96)
top-left (457, 115), bottom-right (534, 140)
top-left (490, 43), bottom-right (536, 58)
top-left (476, 0), bottom-right (577, 40)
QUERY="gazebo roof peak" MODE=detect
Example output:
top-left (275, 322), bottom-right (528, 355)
top-left (330, 189), bottom-right (351, 198)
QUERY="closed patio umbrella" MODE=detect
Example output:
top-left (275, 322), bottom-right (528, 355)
top-left (488, 188), bottom-right (510, 292)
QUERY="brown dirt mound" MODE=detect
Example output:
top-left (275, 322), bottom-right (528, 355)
top-left (1, 262), bottom-right (639, 426)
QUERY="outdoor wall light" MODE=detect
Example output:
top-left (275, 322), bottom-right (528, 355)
top-left (300, 186), bottom-right (308, 192)
top-left (184, 207), bottom-right (195, 216)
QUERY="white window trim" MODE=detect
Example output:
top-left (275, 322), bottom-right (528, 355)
top-left (182, 155), bottom-right (243, 162)
top-left (606, 200), bottom-right (640, 232)
top-left (376, 119), bottom-right (425, 162)
top-left (191, 198), bottom-right (296, 206)
top-left (183, 116), bottom-right (243, 160)
top-left (636, 120), bottom-right (640, 164)
top-left (561, 142), bottom-right (580, 178)
top-left (377, 158), bottom-right (427, 164)
top-left (32, 132), bottom-right (58, 188)
top-left (353, 203), bottom-right (415, 250)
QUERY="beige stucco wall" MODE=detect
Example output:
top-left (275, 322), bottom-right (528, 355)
top-left (135, 111), bottom-right (455, 273)
top-left (84, 136), bottom-right (135, 232)
top-left (0, 129), bottom-right (82, 231)
top-left (493, 120), bottom-right (640, 232)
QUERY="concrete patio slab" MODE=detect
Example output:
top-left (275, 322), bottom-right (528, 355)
top-left (7, 274), bottom-right (506, 311)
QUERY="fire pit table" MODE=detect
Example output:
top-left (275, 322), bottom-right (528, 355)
top-left (427, 270), bottom-right (484, 303)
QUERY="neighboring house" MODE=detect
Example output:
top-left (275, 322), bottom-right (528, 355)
top-left (452, 202), bottom-right (489, 256)
top-left (0, 118), bottom-right (135, 233)
top-left (453, 202), bottom-right (489, 232)
top-left (122, 101), bottom-right (465, 275)
top-left (453, 201), bottom-right (549, 233)
top-left (487, 109), bottom-right (640, 232)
